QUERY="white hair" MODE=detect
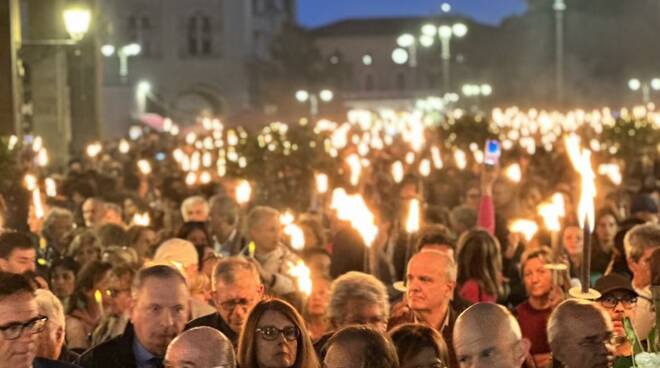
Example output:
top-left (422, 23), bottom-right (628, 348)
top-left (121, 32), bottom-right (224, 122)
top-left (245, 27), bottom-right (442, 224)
top-left (34, 289), bottom-right (65, 328)
top-left (181, 196), bottom-right (210, 221)
top-left (624, 223), bottom-right (660, 262)
top-left (328, 271), bottom-right (390, 326)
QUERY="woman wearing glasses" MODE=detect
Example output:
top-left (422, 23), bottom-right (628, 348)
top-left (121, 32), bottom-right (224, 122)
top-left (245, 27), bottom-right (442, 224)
top-left (237, 298), bottom-right (319, 368)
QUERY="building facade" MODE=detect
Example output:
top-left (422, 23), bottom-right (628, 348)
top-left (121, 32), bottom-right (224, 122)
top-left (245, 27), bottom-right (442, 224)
top-left (99, 0), bottom-right (295, 135)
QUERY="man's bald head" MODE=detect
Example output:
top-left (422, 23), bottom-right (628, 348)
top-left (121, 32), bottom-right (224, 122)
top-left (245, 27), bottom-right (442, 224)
top-left (165, 327), bottom-right (236, 368)
top-left (453, 303), bottom-right (529, 368)
top-left (547, 299), bottom-right (614, 368)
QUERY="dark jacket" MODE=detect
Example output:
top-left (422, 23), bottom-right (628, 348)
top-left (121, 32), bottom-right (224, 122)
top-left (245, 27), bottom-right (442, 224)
top-left (33, 357), bottom-right (80, 368)
top-left (185, 312), bottom-right (238, 346)
top-left (58, 347), bottom-right (81, 364)
top-left (77, 324), bottom-right (137, 368)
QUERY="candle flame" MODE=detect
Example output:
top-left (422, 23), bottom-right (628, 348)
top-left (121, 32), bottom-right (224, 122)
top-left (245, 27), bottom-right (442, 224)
top-left (132, 212), bottom-right (151, 226)
top-left (32, 188), bottom-right (44, 219)
top-left (36, 149), bottom-right (49, 167)
top-left (94, 290), bottom-right (103, 304)
top-left (405, 199), bottom-right (421, 233)
top-left (454, 149), bottom-right (467, 170)
top-left (346, 154), bottom-right (362, 186)
top-left (330, 188), bottom-right (378, 247)
top-left (419, 159), bottom-right (431, 177)
top-left (24, 174), bottom-right (37, 191)
top-left (315, 173), bottom-right (328, 194)
top-left (509, 219), bottom-right (538, 242)
top-left (118, 139), bottom-right (130, 154)
top-left (45, 178), bottom-right (57, 197)
top-left (137, 159), bottom-right (152, 175)
top-left (86, 142), bottom-right (102, 158)
top-left (504, 163), bottom-right (522, 183)
top-left (199, 171), bottom-right (212, 184)
top-left (185, 172), bottom-right (197, 186)
top-left (236, 180), bottom-right (252, 205)
top-left (392, 161), bottom-right (404, 183)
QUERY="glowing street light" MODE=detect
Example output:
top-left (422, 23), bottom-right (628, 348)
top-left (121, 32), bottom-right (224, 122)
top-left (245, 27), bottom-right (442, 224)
top-left (295, 90), bottom-right (333, 117)
top-left (63, 6), bottom-right (91, 42)
top-left (628, 78), bottom-right (660, 103)
top-left (103, 43), bottom-right (142, 82)
top-left (392, 48), bottom-right (409, 65)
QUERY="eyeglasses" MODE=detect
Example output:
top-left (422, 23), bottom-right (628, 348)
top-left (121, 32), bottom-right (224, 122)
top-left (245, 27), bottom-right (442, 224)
top-left (0, 315), bottom-right (48, 340)
top-left (599, 296), bottom-right (638, 309)
top-left (220, 298), bottom-right (253, 312)
top-left (256, 326), bottom-right (299, 341)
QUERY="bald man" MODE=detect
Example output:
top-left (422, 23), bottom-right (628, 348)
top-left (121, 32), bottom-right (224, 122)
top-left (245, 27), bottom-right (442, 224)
top-left (164, 327), bottom-right (236, 368)
top-left (453, 303), bottom-right (531, 368)
top-left (547, 299), bottom-right (616, 368)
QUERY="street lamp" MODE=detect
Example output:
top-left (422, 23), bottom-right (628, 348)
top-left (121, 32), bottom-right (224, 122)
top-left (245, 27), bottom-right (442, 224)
top-left (554, 0), bottom-right (566, 104)
top-left (101, 42), bottom-right (141, 82)
top-left (296, 89), bottom-right (333, 117)
top-left (136, 80), bottom-right (151, 114)
top-left (63, 6), bottom-right (91, 42)
top-left (462, 83), bottom-right (492, 109)
top-left (628, 78), bottom-right (660, 103)
top-left (413, 22), bottom-right (468, 92)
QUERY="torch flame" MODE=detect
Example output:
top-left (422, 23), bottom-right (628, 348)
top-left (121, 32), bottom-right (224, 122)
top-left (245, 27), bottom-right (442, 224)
top-left (597, 164), bottom-right (622, 186)
top-left (454, 149), bottom-right (467, 170)
top-left (24, 174), bottom-right (37, 191)
top-left (509, 219), bottom-right (539, 242)
top-left (288, 261), bottom-right (312, 296)
top-left (132, 212), bottom-right (151, 226)
top-left (330, 188), bottom-right (378, 247)
top-left (405, 199), bottom-right (421, 234)
top-left (284, 224), bottom-right (305, 251)
top-left (235, 180), bottom-right (252, 205)
top-left (565, 136), bottom-right (596, 230)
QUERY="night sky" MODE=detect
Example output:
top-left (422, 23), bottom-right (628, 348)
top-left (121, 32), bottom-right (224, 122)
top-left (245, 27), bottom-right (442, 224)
top-left (298, 0), bottom-right (527, 27)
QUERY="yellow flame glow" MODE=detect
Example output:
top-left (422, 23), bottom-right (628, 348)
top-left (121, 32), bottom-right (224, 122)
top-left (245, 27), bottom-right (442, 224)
top-left (405, 199), bottom-right (421, 233)
top-left (315, 173), bottom-right (328, 194)
top-left (288, 261), bottom-right (312, 296)
top-left (597, 164), bottom-right (622, 186)
top-left (330, 188), bottom-right (378, 247)
top-left (504, 163), bottom-right (522, 183)
top-left (346, 154), bottom-right (362, 186)
top-left (236, 180), bottom-right (252, 205)
top-left (132, 212), bottom-right (151, 226)
top-left (509, 219), bottom-right (539, 242)
top-left (392, 161), bottom-right (404, 183)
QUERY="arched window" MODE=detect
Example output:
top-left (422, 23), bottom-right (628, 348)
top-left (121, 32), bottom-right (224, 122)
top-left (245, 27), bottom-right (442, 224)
top-left (188, 13), bottom-right (212, 56)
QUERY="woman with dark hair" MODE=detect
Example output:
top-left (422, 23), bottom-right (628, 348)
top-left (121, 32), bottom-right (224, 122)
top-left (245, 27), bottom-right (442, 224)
top-left (237, 298), bottom-right (320, 368)
top-left (49, 256), bottom-right (80, 309)
top-left (65, 260), bottom-right (114, 352)
top-left (177, 221), bottom-right (213, 267)
top-left (456, 229), bottom-right (505, 304)
top-left (389, 323), bottom-right (449, 368)
top-left (126, 225), bottom-right (158, 265)
top-left (591, 207), bottom-right (620, 278)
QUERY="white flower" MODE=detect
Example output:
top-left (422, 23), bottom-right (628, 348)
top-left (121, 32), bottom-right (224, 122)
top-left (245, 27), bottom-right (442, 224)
top-left (635, 352), bottom-right (660, 368)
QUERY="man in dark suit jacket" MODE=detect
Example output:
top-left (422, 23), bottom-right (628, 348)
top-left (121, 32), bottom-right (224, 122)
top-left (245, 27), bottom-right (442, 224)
top-left (78, 265), bottom-right (190, 368)
top-left (185, 257), bottom-right (263, 347)
top-left (33, 357), bottom-right (79, 367)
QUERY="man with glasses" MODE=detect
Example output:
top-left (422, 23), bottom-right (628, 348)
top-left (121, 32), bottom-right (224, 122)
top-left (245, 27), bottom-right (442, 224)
top-left (453, 302), bottom-right (531, 368)
top-left (594, 274), bottom-right (639, 368)
top-left (547, 299), bottom-right (616, 368)
top-left (186, 257), bottom-right (264, 346)
top-left (0, 272), bottom-right (78, 368)
top-left (164, 327), bottom-right (235, 368)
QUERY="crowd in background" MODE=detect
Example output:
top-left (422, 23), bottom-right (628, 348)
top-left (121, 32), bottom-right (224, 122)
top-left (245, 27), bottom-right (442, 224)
top-left (0, 121), bottom-right (659, 368)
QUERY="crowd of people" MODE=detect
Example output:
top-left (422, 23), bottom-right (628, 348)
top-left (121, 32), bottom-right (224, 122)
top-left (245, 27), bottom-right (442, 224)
top-left (0, 119), bottom-right (658, 368)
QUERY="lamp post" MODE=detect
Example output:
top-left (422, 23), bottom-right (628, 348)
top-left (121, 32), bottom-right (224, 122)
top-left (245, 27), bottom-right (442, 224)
top-left (295, 89), bottom-right (333, 117)
top-left (461, 83), bottom-right (492, 109)
top-left (101, 42), bottom-right (141, 82)
top-left (628, 78), bottom-right (660, 103)
top-left (554, 0), bottom-right (566, 105)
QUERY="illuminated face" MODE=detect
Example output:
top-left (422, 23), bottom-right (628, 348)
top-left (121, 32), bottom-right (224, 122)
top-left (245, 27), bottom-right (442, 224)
top-left (50, 266), bottom-right (75, 300)
top-left (0, 292), bottom-right (40, 368)
top-left (522, 257), bottom-right (553, 299)
top-left (213, 269), bottom-right (263, 334)
top-left (407, 254), bottom-right (454, 315)
top-left (595, 215), bottom-right (617, 245)
top-left (249, 215), bottom-right (281, 253)
top-left (562, 226), bottom-right (583, 256)
top-left (184, 203), bottom-right (208, 223)
top-left (0, 248), bottom-right (36, 275)
top-left (255, 311), bottom-right (298, 368)
top-left (131, 277), bottom-right (190, 356)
